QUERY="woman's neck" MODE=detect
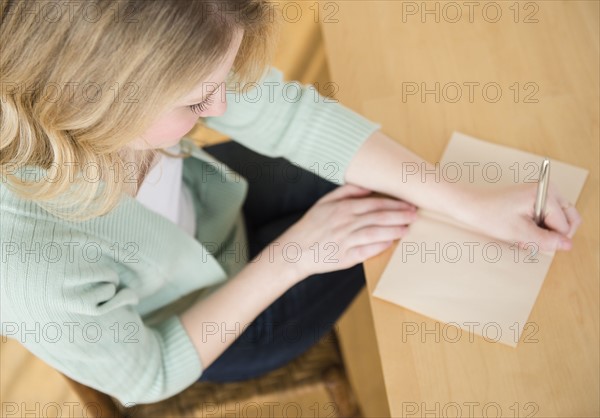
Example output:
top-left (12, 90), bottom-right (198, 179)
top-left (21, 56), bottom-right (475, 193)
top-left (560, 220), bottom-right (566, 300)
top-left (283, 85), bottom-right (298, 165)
top-left (137, 152), bottom-right (161, 191)
top-left (117, 148), bottom-right (161, 198)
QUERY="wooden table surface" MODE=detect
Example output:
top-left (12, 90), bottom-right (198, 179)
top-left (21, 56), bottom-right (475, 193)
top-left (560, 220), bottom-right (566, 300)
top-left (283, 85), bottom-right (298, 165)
top-left (322, 1), bottom-right (599, 416)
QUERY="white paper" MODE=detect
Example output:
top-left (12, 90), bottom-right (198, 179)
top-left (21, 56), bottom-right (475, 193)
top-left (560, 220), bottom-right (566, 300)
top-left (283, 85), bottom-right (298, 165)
top-left (372, 132), bottom-right (589, 347)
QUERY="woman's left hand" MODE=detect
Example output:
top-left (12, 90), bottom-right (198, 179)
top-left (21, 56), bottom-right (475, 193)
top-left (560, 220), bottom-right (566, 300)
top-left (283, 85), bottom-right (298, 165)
top-left (453, 181), bottom-right (582, 253)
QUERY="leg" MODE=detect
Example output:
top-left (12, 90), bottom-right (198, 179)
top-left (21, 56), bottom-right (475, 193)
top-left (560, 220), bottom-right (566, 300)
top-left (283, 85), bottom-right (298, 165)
top-left (198, 235), bottom-right (366, 383)
top-left (198, 143), bottom-right (366, 382)
top-left (202, 140), bottom-right (338, 237)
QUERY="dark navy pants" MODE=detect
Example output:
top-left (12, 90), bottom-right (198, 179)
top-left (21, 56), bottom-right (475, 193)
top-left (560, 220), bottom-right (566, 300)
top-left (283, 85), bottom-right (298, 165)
top-left (197, 140), bottom-right (366, 383)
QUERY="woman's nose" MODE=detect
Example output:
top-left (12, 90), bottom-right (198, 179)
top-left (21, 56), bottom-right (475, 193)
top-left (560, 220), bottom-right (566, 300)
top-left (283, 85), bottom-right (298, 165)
top-left (202, 83), bottom-right (228, 117)
top-left (208, 96), bottom-right (227, 117)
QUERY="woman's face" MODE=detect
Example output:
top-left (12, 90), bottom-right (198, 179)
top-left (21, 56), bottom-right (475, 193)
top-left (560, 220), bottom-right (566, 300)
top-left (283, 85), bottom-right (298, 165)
top-left (130, 29), bottom-right (244, 150)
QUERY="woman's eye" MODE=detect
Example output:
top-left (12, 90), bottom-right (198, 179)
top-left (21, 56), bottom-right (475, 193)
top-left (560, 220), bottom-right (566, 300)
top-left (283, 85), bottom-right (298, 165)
top-left (189, 95), bottom-right (215, 115)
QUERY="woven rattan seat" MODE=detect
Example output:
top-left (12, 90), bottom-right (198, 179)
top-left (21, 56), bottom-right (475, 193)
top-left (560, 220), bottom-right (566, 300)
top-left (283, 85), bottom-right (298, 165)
top-left (61, 330), bottom-right (361, 417)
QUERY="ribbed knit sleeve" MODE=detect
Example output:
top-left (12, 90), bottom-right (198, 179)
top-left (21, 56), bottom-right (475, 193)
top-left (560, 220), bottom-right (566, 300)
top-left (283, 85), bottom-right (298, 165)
top-left (203, 67), bottom-right (382, 185)
top-left (0, 221), bottom-right (203, 406)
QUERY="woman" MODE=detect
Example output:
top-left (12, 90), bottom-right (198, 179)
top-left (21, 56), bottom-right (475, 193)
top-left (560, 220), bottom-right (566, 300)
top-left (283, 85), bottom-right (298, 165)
top-left (0, 0), bottom-right (581, 407)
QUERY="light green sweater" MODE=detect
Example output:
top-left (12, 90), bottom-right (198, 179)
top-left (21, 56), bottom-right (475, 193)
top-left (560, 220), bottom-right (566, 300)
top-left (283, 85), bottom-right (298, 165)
top-left (0, 67), bottom-right (381, 405)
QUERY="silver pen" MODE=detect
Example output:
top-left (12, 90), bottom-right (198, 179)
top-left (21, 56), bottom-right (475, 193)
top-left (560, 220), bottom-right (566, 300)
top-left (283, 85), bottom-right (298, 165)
top-left (533, 157), bottom-right (551, 227)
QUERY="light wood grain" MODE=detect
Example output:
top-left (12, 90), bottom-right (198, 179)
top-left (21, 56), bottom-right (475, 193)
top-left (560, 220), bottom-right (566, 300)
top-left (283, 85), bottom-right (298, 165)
top-left (336, 288), bottom-right (392, 418)
top-left (323, 1), bottom-right (599, 417)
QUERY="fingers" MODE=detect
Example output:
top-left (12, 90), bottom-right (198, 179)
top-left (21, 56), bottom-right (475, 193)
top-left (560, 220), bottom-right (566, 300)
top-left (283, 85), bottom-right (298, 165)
top-left (348, 225), bottom-right (409, 248)
top-left (348, 196), bottom-right (417, 215)
top-left (347, 240), bottom-right (395, 262)
top-left (563, 204), bottom-right (582, 239)
top-left (350, 209), bottom-right (418, 231)
top-left (555, 195), bottom-right (582, 239)
top-left (538, 185), bottom-right (582, 244)
top-left (542, 200), bottom-right (571, 236)
top-left (527, 222), bottom-right (571, 252)
top-left (545, 191), bottom-right (583, 240)
top-left (319, 183), bottom-right (372, 203)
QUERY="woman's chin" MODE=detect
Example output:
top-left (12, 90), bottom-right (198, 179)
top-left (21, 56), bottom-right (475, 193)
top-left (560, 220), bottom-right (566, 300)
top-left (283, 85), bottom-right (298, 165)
top-left (158, 137), bottom-right (184, 150)
top-left (127, 134), bottom-right (185, 150)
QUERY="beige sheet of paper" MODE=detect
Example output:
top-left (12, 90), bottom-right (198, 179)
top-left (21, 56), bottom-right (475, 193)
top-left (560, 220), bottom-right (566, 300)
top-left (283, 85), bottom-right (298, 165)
top-left (372, 132), bottom-right (589, 347)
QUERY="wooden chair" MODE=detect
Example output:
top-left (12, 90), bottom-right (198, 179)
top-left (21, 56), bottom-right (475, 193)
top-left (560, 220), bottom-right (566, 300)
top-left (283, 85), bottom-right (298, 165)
top-left (61, 330), bottom-right (362, 417)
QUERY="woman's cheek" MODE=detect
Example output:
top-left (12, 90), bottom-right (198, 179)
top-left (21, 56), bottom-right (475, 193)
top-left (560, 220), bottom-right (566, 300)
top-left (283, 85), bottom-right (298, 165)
top-left (143, 110), bottom-right (198, 147)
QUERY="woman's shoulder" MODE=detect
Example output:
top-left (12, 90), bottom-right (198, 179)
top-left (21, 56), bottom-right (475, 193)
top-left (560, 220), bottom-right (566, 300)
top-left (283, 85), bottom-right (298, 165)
top-left (1, 182), bottom-right (123, 295)
top-left (0, 203), bottom-right (131, 329)
top-left (1, 182), bottom-right (98, 246)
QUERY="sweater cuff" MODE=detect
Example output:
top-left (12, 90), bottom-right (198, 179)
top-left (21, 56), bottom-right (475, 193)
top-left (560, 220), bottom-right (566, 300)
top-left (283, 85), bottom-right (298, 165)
top-left (153, 315), bottom-right (203, 396)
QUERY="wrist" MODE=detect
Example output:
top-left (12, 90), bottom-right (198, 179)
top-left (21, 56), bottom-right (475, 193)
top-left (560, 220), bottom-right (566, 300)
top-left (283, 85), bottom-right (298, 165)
top-left (250, 243), bottom-right (306, 286)
top-left (408, 173), bottom-right (473, 222)
top-left (442, 182), bottom-right (483, 225)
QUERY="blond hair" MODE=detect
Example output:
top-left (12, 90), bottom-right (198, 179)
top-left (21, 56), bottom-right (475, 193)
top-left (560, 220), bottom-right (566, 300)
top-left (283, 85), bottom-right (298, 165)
top-left (1, 0), bottom-right (280, 221)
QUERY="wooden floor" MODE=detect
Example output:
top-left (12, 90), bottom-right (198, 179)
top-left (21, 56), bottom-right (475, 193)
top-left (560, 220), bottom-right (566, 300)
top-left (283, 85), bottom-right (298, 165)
top-left (1, 2), bottom-right (336, 416)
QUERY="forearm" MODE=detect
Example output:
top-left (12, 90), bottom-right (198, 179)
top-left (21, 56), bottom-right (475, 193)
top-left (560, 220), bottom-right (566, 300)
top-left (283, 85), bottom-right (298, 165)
top-left (179, 246), bottom-right (302, 371)
top-left (344, 130), bottom-right (471, 222)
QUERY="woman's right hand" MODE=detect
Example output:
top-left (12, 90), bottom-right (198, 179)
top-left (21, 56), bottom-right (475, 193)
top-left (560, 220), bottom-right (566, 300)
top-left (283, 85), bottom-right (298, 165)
top-left (273, 183), bottom-right (419, 279)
